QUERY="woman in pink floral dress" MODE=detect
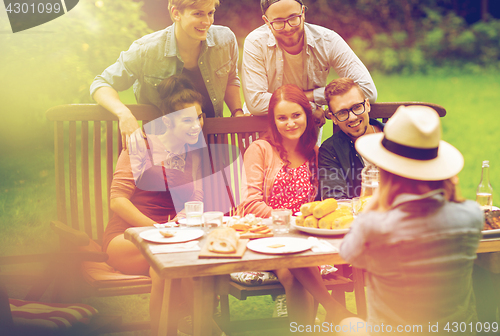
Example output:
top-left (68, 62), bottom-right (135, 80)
top-left (240, 84), bottom-right (353, 324)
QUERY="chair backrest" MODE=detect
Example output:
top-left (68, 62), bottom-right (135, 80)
top-left (201, 116), bottom-right (268, 212)
top-left (369, 102), bottom-right (446, 120)
top-left (46, 104), bottom-right (161, 245)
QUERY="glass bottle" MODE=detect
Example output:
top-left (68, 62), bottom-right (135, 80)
top-left (476, 160), bottom-right (493, 211)
top-left (361, 162), bottom-right (379, 198)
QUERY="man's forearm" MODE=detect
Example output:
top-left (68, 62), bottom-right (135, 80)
top-left (224, 85), bottom-right (243, 116)
top-left (303, 89), bottom-right (315, 102)
top-left (92, 86), bottom-right (132, 119)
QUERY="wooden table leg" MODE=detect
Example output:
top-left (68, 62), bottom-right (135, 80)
top-left (352, 267), bottom-right (367, 319)
top-left (192, 276), bottom-right (215, 336)
top-left (158, 278), bottom-right (182, 336)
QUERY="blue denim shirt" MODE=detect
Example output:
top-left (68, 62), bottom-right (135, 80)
top-left (241, 22), bottom-right (377, 115)
top-left (340, 190), bottom-right (483, 330)
top-left (90, 24), bottom-right (240, 118)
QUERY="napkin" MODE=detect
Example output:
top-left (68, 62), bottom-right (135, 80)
top-left (149, 241), bottom-right (200, 254)
top-left (307, 237), bottom-right (338, 253)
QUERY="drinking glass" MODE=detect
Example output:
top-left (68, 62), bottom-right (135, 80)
top-left (271, 209), bottom-right (291, 235)
top-left (352, 197), bottom-right (362, 217)
top-left (184, 201), bottom-right (203, 227)
top-left (203, 211), bottom-right (224, 232)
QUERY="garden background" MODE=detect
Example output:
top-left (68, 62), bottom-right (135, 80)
top-left (1, 0), bottom-right (500, 335)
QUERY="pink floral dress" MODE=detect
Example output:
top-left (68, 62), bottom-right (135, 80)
top-left (267, 161), bottom-right (315, 214)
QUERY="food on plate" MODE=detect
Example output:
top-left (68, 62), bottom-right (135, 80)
top-left (207, 228), bottom-right (239, 253)
top-left (313, 198), bottom-right (338, 218)
top-left (304, 215), bottom-right (319, 228)
top-left (296, 199), bottom-right (354, 231)
top-left (231, 223), bottom-right (271, 235)
top-left (159, 230), bottom-right (175, 238)
top-left (231, 224), bottom-right (249, 232)
top-left (227, 214), bottom-right (271, 235)
top-left (267, 244), bottom-right (286, 248)
top-left (332, 215), bottom-right (354, 229)
top-left (484, 210), bottom-right (500, 230)
top-left (227, 214), bottom-right (263, 227)
top-left (295, 215), bottom-right (305, 227)
top-left (249, 225), bottom-right (269, 233)
top-left (300, 201), bottom-right (321, 217)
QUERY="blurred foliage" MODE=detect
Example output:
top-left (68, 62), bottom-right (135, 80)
top-left (349, 10), bottom-right (500, 74)
top-left (0, 0), bottom-right (152, 150)
top-left (215, 0), bottom-right (500, 74)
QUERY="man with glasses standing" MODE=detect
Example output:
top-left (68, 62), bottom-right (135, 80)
top-left (318, 78), bottom-right (384, 200)
top-left (241, 0), bottom-right (377, 127)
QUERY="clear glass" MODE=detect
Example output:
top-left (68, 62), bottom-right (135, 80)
top-left (203, 211), bottom-right (224, 232)
top-left (476, 160), bottom-right (493, 211)
top-left (271, 209), bottom-right (291, 235)
top-left (351, 197), bottom-right (362, 217)
top-left (185, 201), bottom-right (204, 227)
top-left (361, 163), bottom-right (379, 198)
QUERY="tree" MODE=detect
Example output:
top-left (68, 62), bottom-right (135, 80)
top-left (0, 0), bottom-right (152, 150)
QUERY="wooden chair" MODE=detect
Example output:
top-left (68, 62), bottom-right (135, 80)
top-left (45, 104), bottom-right (162, 332)
top-left (201, 116), bottom-right (355, 334)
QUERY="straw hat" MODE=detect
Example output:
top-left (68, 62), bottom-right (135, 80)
top-left (355, 105), bottom-right (463, 181)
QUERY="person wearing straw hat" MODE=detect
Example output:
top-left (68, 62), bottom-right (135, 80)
top-left (337, 105), bottom-right (483, 335)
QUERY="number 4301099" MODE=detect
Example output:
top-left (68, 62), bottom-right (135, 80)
top-left (5, 2), bottom-right (62, 14)
top-left (443, 321), bottom-right (498, 333)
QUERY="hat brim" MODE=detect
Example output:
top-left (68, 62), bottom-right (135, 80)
top-left (355, 133), bottom-right (464, 181)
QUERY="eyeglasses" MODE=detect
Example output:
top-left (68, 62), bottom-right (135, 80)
top-left (265, 7), bottom-right (304, 31)
top-left (332, 100), bottom-right (366, 122)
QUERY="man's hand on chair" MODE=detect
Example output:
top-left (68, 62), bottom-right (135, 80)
top-left (313, 106), bottom-right (326, 128)
top-left (119, 114), bottom-right (146, 154)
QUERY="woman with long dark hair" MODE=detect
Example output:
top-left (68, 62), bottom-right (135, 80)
top-left (240, 84), bottom-right (353, 324)
top-left (101, 74), bottom-right (205, 334)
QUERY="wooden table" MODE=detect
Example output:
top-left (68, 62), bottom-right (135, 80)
top-left (125, 227), bottom-right (500, 336)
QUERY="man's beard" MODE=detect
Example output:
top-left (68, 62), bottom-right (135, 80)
top-left (274, 25), bottom-right (304, 50)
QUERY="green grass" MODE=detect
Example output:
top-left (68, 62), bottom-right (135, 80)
top-left (1, 73), bottom-right (499, 335)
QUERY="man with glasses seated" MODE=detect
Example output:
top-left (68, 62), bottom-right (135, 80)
top-left (241, 0), bottom-right (377, 127)
top-left (318, 78), bottom-right (384, 200)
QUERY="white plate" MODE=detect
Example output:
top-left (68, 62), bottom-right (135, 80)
top-left (178, 216), bottom-right (232, 226)
top-left (246, 237), bottom-right (312, 254)
top-left (292, 222), bottom-right (350, 236)
top-left (139, 229), bottom-right (204, 243)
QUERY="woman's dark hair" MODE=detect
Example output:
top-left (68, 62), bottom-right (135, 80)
top-left (266, 84), bottom-right (319, 196)
top-left (157, 74), bottom-right (203, 116)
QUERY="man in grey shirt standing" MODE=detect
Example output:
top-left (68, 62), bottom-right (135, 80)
top-left (242, 0), bottom-right (377, 125)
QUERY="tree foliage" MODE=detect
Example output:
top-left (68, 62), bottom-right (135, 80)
top-left (0, 0), bottom-right (152, 148)
top-left (214, 0), bottom-right (500, 74)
